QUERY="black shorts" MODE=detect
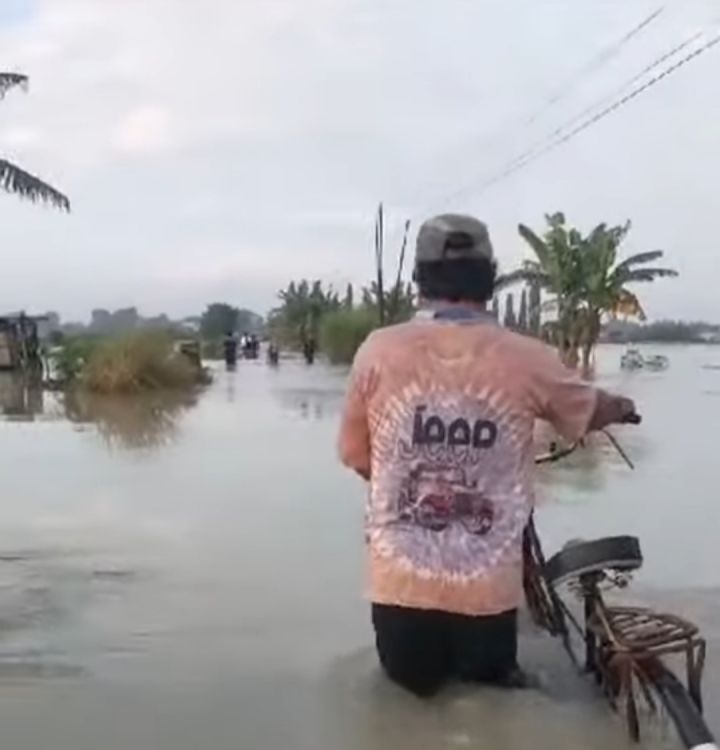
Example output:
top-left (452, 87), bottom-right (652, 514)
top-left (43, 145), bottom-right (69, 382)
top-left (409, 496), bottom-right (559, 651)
top-left (372, 603), bottom-right (518, 697)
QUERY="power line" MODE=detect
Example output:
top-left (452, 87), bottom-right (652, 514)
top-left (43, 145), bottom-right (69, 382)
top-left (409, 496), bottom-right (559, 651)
top-left (408, 6), bottom-right (666, 219)
top-left (485, 32), bottom-right (720, 192)
top-left (538, 29), bottom-right (703, 152)
top-left (450, 30), bottom-right (703, 202)
top-left (522, 6), bottom-right (666, 127)
top-left (437, 31), bottom-right (720, 206)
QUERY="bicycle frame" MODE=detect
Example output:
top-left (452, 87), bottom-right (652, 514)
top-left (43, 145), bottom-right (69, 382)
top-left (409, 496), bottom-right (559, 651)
top-left (529, 437), bottom-right (716, 749)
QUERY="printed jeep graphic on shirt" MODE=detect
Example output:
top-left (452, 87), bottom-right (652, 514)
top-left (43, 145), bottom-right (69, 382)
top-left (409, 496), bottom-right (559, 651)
top-left (397, 463), bottom-right (494, 535)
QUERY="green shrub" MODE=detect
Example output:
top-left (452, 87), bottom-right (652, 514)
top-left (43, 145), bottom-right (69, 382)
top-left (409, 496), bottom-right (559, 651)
top-left (51, 336), bottom-right (101, 382)
top-left (320, 308), bottom-right (379, 364)
top-left (82, 332), bottom-right (199, 393)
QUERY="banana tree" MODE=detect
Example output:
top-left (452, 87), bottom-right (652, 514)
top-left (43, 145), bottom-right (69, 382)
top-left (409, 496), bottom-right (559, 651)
top-left (496, 212), bottom-right (586, 364)
top-left (497, 213), bottom-right (677, 368)
top-left (577, 223), bottom-right (677, 367)
top-left (0, 72), bottom-right (70, 210)
top-left (273, 279), bottom-right (340, 347)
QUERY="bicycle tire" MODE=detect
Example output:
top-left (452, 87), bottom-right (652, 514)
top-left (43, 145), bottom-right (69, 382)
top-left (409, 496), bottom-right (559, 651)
top-left (543, 536), bottom-right (643, 586)
top-left (652, 664), bottom-right (717, 749)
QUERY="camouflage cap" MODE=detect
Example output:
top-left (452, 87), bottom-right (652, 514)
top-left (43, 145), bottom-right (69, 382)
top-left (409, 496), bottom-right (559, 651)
top-left (415, 214), bottom-right (494, 266)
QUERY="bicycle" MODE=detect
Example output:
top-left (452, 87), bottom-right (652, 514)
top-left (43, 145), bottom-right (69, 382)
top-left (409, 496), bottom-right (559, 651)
top-left (524, 418), bottom-right (716, 750)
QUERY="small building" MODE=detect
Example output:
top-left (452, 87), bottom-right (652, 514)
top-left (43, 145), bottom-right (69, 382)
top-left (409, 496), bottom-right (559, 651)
top-left (0, 313), bottom-right (45, 371)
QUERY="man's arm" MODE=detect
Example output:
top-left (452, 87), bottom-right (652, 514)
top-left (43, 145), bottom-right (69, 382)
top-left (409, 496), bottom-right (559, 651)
top-left (587, 388), bottom-right (637, 432)
top-left (531, 346), bottom-right (637, 441)
top-left (337, 353), bottom-right (373, 481)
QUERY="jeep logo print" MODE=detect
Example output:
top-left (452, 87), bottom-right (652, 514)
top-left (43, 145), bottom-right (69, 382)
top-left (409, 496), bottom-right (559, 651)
top-left (411, 405), bottom-right (498, 449)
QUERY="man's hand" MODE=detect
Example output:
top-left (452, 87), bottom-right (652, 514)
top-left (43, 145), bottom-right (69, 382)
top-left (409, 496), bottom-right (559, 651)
top-left (588, 390), bottom-right (638, 431)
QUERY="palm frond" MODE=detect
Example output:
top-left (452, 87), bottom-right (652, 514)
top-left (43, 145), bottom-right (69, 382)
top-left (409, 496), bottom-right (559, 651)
top-left (0, 159), bottom-right (70, 211)
top-left (518, 223), bottom-right (551, 267)
top-left (587, 223), bottom-right (608, 243)
top-left (494, 268), bottom-right (550, 291)
top-left (0, 73), bottom-right (28, 99)
top-left (618, 267), bottom-right (678, 283)
top-left (612, 250), bottom-right (666, 275)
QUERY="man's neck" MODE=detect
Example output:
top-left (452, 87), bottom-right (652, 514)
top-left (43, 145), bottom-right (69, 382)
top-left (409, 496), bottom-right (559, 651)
top-left (420, 299), bottom-right (488, 313)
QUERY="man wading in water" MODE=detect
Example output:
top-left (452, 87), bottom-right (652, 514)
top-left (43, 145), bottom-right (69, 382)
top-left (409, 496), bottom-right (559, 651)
top-left (338, 214), bottom-right (636, 696)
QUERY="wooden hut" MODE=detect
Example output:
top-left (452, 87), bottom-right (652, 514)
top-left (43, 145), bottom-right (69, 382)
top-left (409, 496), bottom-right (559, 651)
top-left (0, 313), bottom-right (45, 371)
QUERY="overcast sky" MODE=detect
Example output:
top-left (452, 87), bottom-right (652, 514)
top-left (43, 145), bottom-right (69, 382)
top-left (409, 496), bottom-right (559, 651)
top-left (0, 0), bottom-right (718, 322)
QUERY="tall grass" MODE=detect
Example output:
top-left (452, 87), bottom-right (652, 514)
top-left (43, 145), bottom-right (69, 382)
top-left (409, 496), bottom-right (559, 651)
top-left (81, 333), bottom-right (199, 393)
top-left (320, 308), bottom-right (379, 364)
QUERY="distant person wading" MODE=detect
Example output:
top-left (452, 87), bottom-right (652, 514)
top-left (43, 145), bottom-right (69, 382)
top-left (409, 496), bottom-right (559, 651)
top-left (223, 330), bottom-right (238, 368)
top-left (303, 335), bottom-right (316, 365)
top-left (338, 214), bottom-right (636, 697)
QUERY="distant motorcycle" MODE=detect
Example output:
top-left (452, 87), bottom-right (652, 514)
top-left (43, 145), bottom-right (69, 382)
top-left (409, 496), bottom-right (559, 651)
top-left (241, 335), bottom-right (259, 360)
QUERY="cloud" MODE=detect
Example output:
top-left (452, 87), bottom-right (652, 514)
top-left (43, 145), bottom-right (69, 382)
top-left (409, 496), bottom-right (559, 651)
top-left (112, 105), bottom-right (174, 154)
top-left (0, 0), bottom-right (717, 321)
top-left (0, 126), bottom-right (42, 149)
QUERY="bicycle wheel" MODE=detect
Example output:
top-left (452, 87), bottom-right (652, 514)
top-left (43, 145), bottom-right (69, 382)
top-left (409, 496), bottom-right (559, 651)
top-left (543, 536), bottom-right (643, 586)
top-left (651, 664), bottom-right (716, 750)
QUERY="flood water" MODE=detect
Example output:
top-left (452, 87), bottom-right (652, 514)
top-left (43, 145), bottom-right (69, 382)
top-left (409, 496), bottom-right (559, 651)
top-left (0, 344), bottom-right (719, 749)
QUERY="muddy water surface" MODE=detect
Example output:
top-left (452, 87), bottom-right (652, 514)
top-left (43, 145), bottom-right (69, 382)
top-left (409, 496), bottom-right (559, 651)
top-left (0, 345), bottom-right (718, 749)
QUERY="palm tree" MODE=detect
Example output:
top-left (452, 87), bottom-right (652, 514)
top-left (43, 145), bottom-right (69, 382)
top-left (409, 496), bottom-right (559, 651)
top-left (0, 72), bottom-right (69, 211)
top-left (518, 288), bottom-right (528, 331)
top-left (503, 293), bottom-right (517, 329)
top-left (576, 223), bottom-right (677, 367)
top-left (528, 281), bottom-right (541, 335)
top-left (497, 213), bottom-right (677, 367)
top-left (272, 280), bottom-right (340, 346)
top-left (497, 213), bottom-right (586, 362)
top-left (361, 280), bottom-right (414, 323)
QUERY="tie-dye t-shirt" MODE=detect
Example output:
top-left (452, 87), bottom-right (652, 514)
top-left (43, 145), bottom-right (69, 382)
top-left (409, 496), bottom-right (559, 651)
top-left (338, 313), bottom-right (598, 616)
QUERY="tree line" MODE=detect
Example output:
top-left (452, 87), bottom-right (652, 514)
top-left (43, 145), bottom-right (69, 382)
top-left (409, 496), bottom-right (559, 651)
top-left (267, 279), bottom-right (414, 363)
top-left (267, 212), bottom-right (678, 366)
top-left (493, 283), bottom-right (542, 336)
top-left (0, 71), bottom-right (684, 369)
top-left (604, 319), bottom-right (719, 344)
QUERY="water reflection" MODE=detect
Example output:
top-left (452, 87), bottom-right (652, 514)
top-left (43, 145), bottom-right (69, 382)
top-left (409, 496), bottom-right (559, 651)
top-left (63, 390), bottom-right (197, 450)
top-left (534, 426), bottom-right (650, 497)
top-left (0, 347), bottom-right (717, 748)
top-left (0, 374), bottom-right (198, 451)
top-left (271, 386), bottom-right (345, 420)
top-left (0, 373), bottom-right (45, 421)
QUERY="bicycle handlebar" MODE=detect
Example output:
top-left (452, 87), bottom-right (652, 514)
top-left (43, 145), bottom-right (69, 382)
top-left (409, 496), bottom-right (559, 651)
top-left (535, 443), bottom-right (580, 465)
top-left (535, 413), bottom-right (641, 466)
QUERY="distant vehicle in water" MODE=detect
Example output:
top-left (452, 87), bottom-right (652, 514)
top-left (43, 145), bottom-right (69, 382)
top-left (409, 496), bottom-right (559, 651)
top-left (173, 339), bottom-right (211, 384)
top-left (240, 333), bottom-right (259, 360)
top-left (620, 348), bottom-right (644, 370)
top-left (644, 354), bottom-right (669, 371)
top-left (176, 340), bottom-right (202, 369)
top-left (621, 348), bottom-right (669, 371)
